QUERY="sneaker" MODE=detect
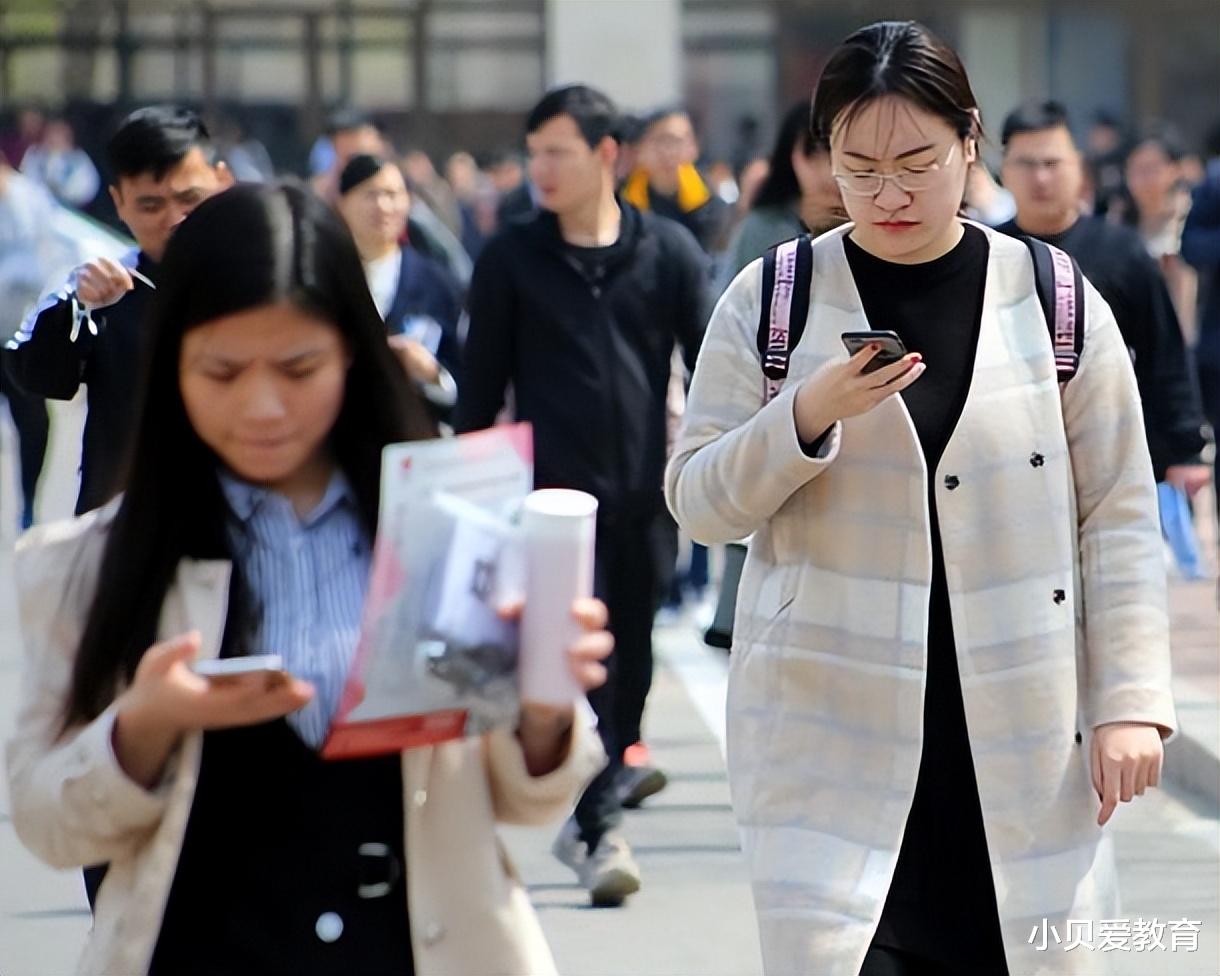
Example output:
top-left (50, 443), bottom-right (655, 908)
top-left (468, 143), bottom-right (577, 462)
top-left (581, 831), bottom-right (641, 907)
top-left (616, 763), bottom-right (669, 809)
top-left (551, 816), bottom-right (586, 874)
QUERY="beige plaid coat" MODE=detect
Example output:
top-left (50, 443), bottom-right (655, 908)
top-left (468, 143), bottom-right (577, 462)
top-left (666, 223), bottom-right (1177, 976)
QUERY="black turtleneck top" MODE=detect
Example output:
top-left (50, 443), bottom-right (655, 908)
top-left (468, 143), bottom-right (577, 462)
top-left (844, 224), bottom-right (1009, 974)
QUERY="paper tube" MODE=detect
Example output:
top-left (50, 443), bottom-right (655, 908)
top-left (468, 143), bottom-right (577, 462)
top-left (519, 489), bottom-right (598, 705)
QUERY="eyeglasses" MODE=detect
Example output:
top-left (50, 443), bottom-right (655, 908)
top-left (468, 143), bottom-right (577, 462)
top-left (832, 144), bottom-right (958, 197)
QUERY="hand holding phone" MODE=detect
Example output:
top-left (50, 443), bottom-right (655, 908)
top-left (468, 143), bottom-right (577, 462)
top-left (114, 635), bottom-right (314, 788)
top-left (791, 331), bottom-right (925, 442)
top-left (840, 331), bottom-right (908, 374)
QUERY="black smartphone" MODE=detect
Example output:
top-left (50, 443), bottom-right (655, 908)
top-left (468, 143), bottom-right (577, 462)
top-left (841, 330), bottom-right (909, 374)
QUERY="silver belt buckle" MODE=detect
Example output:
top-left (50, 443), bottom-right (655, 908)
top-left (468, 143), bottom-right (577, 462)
top-left (356, 841), bottom-right (401, 899)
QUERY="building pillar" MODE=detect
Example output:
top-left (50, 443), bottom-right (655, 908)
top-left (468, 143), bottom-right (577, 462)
top-left (545, 0), bottom-right (682, 110)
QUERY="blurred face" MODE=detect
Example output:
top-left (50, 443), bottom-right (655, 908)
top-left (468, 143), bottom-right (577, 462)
top-left (792, 147), bottom-right (843, 217)
top-left (638, 113), bottom-right (697, 183)
top-left (18, 109), bottom-right (44, 140)
top-left (43, 120), bottom-right (74, 151)
top-left (526, 114), bottom-right (614, 216)
top-left (831, 95), bottom-right (974, 263)
top-left (180, 301), bottom-right (349, 493)
top-left (1125, 141), bottom-right (1180, 217)
top-left (110, 147), bottom-right (233, 262)
top-left (331, 125), bottom-right (385, 173)
top-left (488, 158), bottom-right (524, 193)
top-left (1001, 126), bottom-right (1084, 229)
top-left (337, 163), bottom-right (410, 257)
top-left (737, 157), bottom-right (770, 209)
top-left (446, 151), bottom-right (480, 198)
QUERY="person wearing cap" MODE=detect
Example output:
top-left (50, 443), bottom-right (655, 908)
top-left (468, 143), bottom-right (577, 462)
top-left (337, 153), bottom-right (463, 425)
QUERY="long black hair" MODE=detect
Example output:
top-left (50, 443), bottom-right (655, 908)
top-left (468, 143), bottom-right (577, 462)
top-left (63, 181), bottom-right (434, 728)
top-left (752, 102), bottom-right (826, 211)
top-left (811, 21), bottom-right (982, 147)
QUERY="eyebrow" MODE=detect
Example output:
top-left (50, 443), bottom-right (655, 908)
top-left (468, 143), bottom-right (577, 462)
top-left (198, 349), bottom-right (325, 369)
top-left (842, 143), bottom-right (938, 163)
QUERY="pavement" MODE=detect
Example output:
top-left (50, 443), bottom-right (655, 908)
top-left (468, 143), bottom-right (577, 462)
top-left (1164, 484), bottom-right (1220, 805)
top-left (0, 399), bottom-right (1217, 976)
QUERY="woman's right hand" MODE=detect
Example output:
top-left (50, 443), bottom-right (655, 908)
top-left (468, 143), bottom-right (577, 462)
top-left (792, 344), bottom-right (925, 443)
top-left (112, 631), bottom-right (314, 788)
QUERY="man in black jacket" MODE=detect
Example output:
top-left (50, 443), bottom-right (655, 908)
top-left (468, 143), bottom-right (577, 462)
top-left (5, 106), bottom-right (232, 514)
top-left (1182, 132), bottom-right (1220, 530)
top-left (997, 101), bottom-right (1209, 497)
top-left (456, 85), bottom-right (709, 906)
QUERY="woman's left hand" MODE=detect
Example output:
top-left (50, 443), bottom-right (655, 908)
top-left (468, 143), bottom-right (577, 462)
top-left (1091, 721), bottom-right (1165, 826)
top-left (513, 597), bottom-right (613, 776)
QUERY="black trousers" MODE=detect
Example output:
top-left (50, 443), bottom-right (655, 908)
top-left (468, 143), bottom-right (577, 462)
top-left (0, 364), bottom-right (48, 522)
top-left (860, 944), bottom-right (972, 976)
top-left (1200, 360), bottom-right (1219, 525)
top-left (573, 507), bottom-right (676, 849)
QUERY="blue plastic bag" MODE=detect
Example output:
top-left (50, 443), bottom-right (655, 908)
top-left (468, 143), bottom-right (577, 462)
top-left (1158, 481), bottom-right (1206, 580)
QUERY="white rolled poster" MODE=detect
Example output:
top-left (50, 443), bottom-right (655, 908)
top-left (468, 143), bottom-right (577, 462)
top-left (519, 488), bottom-right (598, 706)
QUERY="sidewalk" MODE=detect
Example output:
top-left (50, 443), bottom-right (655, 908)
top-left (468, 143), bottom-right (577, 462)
top-left (1164, 483), bottom-right (1220, 806)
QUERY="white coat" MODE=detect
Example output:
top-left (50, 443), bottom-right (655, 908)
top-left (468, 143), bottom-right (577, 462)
top-left (6, 506), bottom-right (605, 976)
top-left (666, 223), bottom-right (1177, 976)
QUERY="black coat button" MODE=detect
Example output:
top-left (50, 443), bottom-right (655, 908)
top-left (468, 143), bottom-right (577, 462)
top-left (1053, 589), bottom-right (1066, 604)
top-left (944, 475), bottom-right (960, 491)
top-left (1030, 453), bottom-right (1045, 468)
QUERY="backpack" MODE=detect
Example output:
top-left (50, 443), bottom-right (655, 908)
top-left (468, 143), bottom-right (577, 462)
top-left (755, 232), bottom-right (1085, 404)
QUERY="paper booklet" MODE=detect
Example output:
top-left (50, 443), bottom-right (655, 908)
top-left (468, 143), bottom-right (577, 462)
top-left (322, 423), bottom-right (533, 759)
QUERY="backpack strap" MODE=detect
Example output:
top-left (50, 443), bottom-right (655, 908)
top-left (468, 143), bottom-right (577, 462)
top-left (757, 235), bottom-right (814, 403)
top-left (1024, 236), bottom-right (1085, 384)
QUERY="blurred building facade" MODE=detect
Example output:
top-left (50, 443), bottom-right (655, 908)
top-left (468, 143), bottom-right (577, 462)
top-left (0, 0), bottom-right (1216, 171)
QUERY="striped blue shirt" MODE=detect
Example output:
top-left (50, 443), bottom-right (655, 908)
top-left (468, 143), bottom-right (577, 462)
top-left (219, 469), bottom-right (370, 748)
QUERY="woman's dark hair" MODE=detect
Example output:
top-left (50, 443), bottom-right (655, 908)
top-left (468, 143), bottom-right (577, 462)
top-left (752, 102), bottom-right (828, 211)
top-left (811, 21), bottom-right (981, 147)
top-left (63, 181), bottom-right (434, 728)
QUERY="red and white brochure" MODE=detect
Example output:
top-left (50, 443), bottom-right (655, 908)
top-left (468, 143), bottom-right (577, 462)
top-left (322, 424), bottom-right (533, 759)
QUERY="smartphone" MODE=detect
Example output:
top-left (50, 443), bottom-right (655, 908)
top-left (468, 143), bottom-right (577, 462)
top-left (841, 330), bottom-right (909, 374)
top-left (191, 654), bottom-right (287, 683)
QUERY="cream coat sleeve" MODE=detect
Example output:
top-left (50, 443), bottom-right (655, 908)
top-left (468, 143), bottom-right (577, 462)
top-left (1063, 280), bottom-right (1177, 737)
top-left (5, 517), bottom-right (172, 870)
top-left (665, 259), bottom-right (841, 545)
top-left (482, 715), bottom-right (605, 827)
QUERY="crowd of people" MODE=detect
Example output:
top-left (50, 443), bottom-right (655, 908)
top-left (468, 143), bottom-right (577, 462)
top-left (0, 15), bottom-right (1216, 976)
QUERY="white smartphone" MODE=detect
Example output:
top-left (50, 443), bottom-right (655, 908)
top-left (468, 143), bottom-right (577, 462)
top-left (191, 654), bottom-right (287, 682)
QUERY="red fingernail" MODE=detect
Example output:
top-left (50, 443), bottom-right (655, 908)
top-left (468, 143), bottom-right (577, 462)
top-left (912, 355), bottom-right (923, 363)
top-left (870, 343), bottom-right (880, 351)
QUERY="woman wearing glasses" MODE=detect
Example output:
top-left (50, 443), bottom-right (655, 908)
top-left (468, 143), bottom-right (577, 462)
top-left (667, 21), bottom-right (1174, 976)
